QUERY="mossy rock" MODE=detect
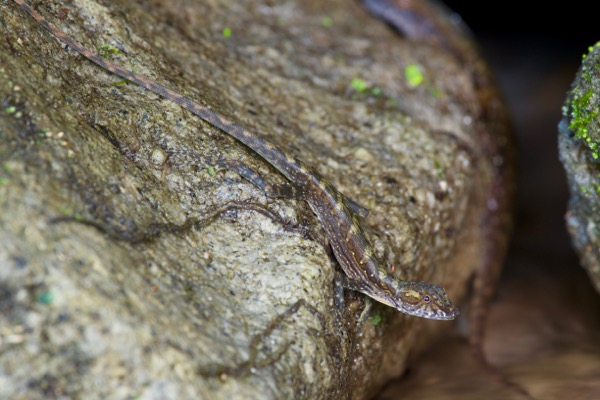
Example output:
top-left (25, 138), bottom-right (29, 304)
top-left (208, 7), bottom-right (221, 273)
top-left (560, 42), bottom-right (600, 294)
top-left (1, 0), bottom-right (512, 399)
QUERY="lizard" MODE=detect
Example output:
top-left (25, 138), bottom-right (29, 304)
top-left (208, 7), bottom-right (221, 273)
top-left (360, 0), bottom-right (533, 398)
top-left (12, 0), bottom-right (459, 321)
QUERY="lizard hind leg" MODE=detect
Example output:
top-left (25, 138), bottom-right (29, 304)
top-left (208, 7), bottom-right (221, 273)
top-left (222, 159), bottom-right (307, 201)
top-left (168, 149), bottom-right (368, 217)
top-left (167, 148), bottom-right (306, 200)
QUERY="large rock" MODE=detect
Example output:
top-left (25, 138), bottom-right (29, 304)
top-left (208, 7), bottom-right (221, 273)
top-left (560, 41), bottom-right (600, 294)
top-left (0, 0), bottom-right (511, 399)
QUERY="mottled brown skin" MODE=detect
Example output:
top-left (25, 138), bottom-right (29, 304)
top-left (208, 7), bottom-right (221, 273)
top-left (13, 0), bottom-right (459, 320)
top-left (361, 0), bottom-right (528, 397)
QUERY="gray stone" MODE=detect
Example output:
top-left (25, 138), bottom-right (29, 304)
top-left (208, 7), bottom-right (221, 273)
top-left (0, 0), bottom-right (511, 399)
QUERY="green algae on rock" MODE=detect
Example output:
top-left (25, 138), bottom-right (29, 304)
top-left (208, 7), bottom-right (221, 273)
top-left (559, 41), bottom-right (600, 294)
top-left (563, 42), bottom-right (600, 160)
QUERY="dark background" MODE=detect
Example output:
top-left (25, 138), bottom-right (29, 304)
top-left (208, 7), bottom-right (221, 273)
top-left (447, 3), bottom-right (597, 45)
top-left (445, 2), bottom-right (598, 286)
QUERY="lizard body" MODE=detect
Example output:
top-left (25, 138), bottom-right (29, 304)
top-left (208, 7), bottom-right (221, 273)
top-left (13, 0), bottom-right (459, 320)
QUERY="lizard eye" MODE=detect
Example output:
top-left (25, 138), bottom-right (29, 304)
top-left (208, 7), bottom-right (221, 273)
top-left (423, 295), bottom-right (431, 303)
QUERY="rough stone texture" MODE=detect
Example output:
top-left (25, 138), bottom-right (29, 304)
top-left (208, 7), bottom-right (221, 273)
top-left (0, 1), bottom-right (509, 399)
top-left (559, 41), bottom-right (600, 295)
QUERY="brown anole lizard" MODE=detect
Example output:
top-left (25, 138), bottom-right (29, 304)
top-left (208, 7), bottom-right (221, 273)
top-left (12, 0), bottom-right (459, 320)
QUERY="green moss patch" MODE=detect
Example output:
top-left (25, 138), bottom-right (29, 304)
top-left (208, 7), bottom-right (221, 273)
top-left (564, 42), bottom-right (600, 159)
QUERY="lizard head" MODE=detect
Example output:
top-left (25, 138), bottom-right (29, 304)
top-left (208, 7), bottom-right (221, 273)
top-left (391, 282), bottom-right (460, 320)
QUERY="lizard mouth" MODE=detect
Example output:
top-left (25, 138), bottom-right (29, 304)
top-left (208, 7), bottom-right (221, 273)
top-left (397, 300), bottom-right (460, 320)
top-left (428, 306), bottom-right (460, 320)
